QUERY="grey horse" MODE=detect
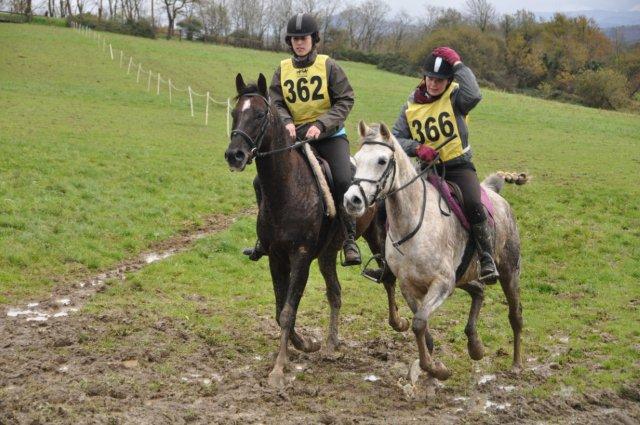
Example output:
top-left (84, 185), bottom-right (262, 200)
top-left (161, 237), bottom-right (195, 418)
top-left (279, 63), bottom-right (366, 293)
top-left (344, 121), bottom-right (525, 380)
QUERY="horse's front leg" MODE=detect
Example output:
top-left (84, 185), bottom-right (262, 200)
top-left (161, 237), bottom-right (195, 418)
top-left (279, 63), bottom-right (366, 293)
top-left (412, 278), bottom-right (454, 381)
top-left (362, 224), bottom-right (409, 333)
top-left (459, 280), bottom-right (486, 360)
top-left (318, 250), bottom-right (341, 354)
top-left (268, 249), bottom-right (315, 388)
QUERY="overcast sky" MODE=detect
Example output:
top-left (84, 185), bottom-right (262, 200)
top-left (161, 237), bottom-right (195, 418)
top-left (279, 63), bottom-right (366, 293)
top-left (386, 0), bottom-right (640, 14)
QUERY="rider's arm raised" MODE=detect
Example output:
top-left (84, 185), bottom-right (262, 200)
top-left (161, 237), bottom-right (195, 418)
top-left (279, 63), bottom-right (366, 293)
top-left (452, 63), bottom-right (482, 116)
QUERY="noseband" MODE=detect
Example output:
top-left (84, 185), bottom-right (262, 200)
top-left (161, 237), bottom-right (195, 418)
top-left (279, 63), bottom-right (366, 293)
top-left (352, 140), bottom-right (397, 209)
top-left (229, 93), bottom-right (271, 163)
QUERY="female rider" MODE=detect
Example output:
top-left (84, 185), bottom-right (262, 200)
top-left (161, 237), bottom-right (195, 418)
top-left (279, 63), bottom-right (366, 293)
top-left (243, 13), bottom-right (360, 266)
top-left (391, 47), bottom-right (498, 283)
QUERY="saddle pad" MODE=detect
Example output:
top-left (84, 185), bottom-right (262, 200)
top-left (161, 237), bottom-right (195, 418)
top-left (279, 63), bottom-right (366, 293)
top-left (426, 174), bottom-right (495, 231)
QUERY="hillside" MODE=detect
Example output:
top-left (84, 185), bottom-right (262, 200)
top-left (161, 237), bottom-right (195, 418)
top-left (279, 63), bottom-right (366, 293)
top-left (1, 23), bottom-right (640, 423)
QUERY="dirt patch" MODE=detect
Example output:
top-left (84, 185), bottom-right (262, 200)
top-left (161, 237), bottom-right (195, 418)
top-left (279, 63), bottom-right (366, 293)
top-left (3, 208), bottom-right (255, 325)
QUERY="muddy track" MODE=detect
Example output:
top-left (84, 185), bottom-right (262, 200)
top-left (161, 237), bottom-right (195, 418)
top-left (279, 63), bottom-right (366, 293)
top-left (3, 207), bottom-right (256, 325)
top-left (1, 206), bottom-right (639, 424)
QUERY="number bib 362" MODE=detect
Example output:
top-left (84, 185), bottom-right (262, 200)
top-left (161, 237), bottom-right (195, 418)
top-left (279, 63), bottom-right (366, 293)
top-left (405, 82), bottom-right (469, 162)
top-left (280, 55), bottom-right (331, 125)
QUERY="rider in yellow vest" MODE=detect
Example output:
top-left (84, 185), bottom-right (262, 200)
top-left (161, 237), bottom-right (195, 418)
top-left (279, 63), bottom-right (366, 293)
top-left (392, 47), bottom-right (499, 284)
top-left (243, 13), bottom-right (361, 266)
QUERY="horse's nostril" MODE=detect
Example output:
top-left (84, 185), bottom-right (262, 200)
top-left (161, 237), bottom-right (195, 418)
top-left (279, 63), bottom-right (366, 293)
top-left (234, 150), bottom-right (245, 161)
top-left (352, 195), bottom-right (362, 205)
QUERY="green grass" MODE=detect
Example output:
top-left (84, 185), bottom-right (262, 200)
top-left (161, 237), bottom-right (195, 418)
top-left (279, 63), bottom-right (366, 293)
top-left (1, 23), bottom-right (640, 400)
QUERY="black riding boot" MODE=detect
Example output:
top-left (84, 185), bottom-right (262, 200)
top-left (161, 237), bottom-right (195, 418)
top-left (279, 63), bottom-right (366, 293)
top-left (340, 207), bottom-right (361, 266)
top-left (242, 240), bottom-right (265, 261)
top-left (471, 220), bottom-right (499, 284)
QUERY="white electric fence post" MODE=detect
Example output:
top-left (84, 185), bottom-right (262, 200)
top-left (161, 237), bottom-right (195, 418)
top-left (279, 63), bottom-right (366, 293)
top-left (136, 63), bottom-right (142, 83)
top-left (119, 50), bottom-right (123, 67)
top-left (188, 86), bottom-right (194, 117)
top-left (109, 44), bottom-right (114, 60)
top-left (147, 70), bottom-right (152, 91)
top-left (168, 79), bottom-right (172, 104)
top-left (127, 57), bottom-right (133, 74)
top-left (157, 73), bottom-right (161, 95)
top-left (205, 92), bottom-right (210, 125)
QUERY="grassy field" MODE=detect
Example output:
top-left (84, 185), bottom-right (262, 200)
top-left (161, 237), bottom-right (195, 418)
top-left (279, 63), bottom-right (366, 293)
top-left (1, 23), bottom-right (639, 422)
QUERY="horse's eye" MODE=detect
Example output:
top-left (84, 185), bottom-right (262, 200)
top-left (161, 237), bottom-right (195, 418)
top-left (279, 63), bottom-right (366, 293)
top-left (378, 157), bottom-right (387, 165)
top-left (256, 111), bottom-right (265, 119)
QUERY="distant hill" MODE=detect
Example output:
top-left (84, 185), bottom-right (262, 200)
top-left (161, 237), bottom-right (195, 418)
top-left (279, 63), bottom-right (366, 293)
top-left (536, 9), bottom-right (640, 28)
top-left (603, 25), bottom-right (640, 44)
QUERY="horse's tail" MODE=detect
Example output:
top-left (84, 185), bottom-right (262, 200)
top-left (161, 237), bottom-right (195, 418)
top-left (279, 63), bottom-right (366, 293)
top-left (483, 171), bottom-right (529, 193)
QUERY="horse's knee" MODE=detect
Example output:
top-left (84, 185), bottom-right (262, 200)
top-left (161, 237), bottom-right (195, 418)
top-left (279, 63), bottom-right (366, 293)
top-left (278, 305), bottom-right (294, 329)
top-left (412, 316), bottom-right (427, 335)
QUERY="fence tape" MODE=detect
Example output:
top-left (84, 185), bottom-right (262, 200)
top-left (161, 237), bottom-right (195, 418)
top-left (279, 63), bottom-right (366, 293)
top-left (77, 25), bottom-right (230, 127)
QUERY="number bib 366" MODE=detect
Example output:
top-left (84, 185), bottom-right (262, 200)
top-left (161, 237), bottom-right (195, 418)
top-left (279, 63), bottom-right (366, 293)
top-left (405, 82), bottom-right (469, 162)
top-left (280, 55), bottom-right (331, 125)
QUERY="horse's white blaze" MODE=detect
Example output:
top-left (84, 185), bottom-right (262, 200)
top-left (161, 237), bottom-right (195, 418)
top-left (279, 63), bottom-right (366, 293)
top-left (241, 99), bottom-right (251, 111)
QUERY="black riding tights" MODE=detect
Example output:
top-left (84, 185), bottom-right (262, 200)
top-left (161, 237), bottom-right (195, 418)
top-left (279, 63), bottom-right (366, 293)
top-left (436, 162), bottom-right (487, 225)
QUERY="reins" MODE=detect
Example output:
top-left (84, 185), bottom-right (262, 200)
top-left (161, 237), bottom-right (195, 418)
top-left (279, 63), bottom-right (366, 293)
top-left (229, 93), bottom-right (312, 161)
top-left (353, 134), bottom-right (458, 254)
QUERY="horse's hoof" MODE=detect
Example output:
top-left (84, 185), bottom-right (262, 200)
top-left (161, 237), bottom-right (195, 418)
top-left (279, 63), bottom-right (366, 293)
top-left (429, 360), bottom-right (452, 381)
top-left (468, 340), bottom-right (485, 360)
top-left (268, 370), bottom-right (286, 389)
top-left (391, 317), bottom-right (410, 333)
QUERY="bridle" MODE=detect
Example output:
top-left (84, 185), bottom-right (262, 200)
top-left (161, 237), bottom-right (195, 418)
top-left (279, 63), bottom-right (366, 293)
top-left (352, 138), bottom-right (430, 254)
top-left (351, 140), bottom-right (397, 210)
top-left (229, 93), bottom-right (271, 163)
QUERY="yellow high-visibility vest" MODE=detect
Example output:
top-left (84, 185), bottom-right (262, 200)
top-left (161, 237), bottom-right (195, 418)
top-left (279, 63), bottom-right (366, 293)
top-left (405, 82), bottom-right (469, 162)
top-left (280, 55), bottom-right (331, 125)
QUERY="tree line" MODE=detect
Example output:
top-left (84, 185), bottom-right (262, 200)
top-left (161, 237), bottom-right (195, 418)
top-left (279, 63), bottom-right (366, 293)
top-left (4, 0), bottom-right (639, 110)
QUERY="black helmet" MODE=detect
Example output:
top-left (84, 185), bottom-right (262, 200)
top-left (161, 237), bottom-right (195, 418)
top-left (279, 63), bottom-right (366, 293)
top-left (422, 53), bottom-right (454, 79)
top-left (285, 13), bottom-right (320, 45)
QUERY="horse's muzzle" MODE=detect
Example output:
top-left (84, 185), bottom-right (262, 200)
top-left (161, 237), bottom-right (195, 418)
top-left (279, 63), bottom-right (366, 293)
top-left (224, 147), bottom-right (248, 171)
top-left (343, 186), bottom-right (366, 217)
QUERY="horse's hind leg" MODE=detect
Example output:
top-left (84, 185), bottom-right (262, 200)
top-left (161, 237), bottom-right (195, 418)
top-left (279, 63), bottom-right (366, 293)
top-left (269, 251), bottom-right (317, 388)
top-left (459, 281), bottom-right (485, 360)
top-left (498, 254), bottom-right (524, 371)
top-left (317, 250), bottom-right (342, 354)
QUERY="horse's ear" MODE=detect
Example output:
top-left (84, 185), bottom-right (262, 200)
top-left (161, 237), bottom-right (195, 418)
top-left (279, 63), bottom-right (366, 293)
top-left (379, 122), bottom-right (391, 141)
top-left (235, 73), bottom-right (246, 94)
top-left (257, 73), bottom-right (268, 97)
top-left (358, 120), bottom-right (370, 138)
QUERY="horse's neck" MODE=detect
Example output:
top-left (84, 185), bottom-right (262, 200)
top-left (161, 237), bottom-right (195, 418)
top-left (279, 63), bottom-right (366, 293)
top-left (255, 116), bottom-right (299, 201)
top-left (385, 146), bottom-right (439, 238)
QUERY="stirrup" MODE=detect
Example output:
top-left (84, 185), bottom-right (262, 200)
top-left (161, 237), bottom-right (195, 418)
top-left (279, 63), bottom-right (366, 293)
top-left (361, 254), bottom-right (386, 283)
top-left (478, 255), bottom-right (498, 284)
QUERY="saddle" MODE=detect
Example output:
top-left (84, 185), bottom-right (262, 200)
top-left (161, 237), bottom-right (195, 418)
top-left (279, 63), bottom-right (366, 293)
top-left (426, 173), bottom-right (495, 231)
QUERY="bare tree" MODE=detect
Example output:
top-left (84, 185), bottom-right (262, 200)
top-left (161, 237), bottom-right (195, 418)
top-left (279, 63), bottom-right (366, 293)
top-left (229, 0), bottom-right (266, 39)
top-left (163, 0), bottom-right (190, 38)
top-left (265, 0), bottom-right (292, 48)
top-left (388, 9), bottom-right (413, 50)
top-left (353, 0), bottom-right (388, 51)
top-left (199, 0), bottom-right (230, 37)
top-left (465, 0), bottom-right (496, 32)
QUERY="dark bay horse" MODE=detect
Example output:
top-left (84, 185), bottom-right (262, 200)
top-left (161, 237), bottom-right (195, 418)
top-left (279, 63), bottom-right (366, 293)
top-left (224, 74), bottom-right (408, 388)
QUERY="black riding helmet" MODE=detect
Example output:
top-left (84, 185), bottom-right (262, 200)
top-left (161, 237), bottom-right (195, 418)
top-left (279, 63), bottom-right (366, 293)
top-left (423, 53), bottom-right (454, 79)
top-left (285, 13), bottom-right (320, 46)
